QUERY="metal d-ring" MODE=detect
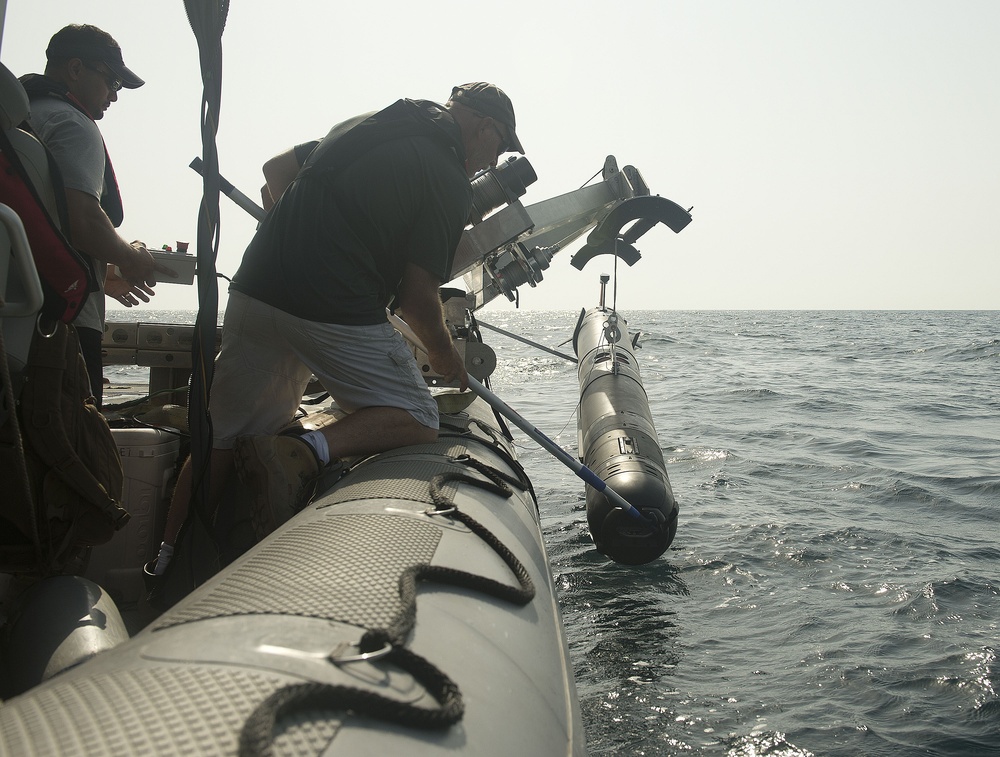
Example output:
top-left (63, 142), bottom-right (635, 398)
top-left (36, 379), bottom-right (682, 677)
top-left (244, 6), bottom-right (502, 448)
top-left (425, 505), bottom-right (457, 517)
top-left (35, 313), bottom-right (58, 339)
top-left (328, 641), bottom-right (393, 665)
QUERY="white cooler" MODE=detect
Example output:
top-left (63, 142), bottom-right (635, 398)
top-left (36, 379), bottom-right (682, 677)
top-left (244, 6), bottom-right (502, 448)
top-left (83, 428), bottom-right (181, 608)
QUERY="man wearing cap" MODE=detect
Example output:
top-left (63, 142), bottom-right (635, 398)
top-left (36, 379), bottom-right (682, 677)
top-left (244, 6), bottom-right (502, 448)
top-left (152, 82), bottom-right (524, 579)
top-left (19, 24), bottom-right (174, 407)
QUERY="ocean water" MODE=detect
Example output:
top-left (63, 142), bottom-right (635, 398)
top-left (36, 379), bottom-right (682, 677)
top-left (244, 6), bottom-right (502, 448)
top-left (109, 309), bottom-right (999, 755)
top-left (483, 309), bottom-right (999, 757)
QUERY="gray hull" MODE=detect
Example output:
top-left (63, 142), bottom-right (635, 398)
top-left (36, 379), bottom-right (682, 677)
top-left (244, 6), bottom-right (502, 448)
top-left (0, 399), bottom-right (584, 756)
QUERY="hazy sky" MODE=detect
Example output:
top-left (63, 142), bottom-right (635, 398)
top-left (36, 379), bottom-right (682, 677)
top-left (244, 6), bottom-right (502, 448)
top-left (2, 1), bottom-right (998, 313)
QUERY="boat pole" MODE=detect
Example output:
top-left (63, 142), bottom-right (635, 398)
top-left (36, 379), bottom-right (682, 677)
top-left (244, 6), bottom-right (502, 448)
top-left (189, 157), bottom-right (266, 222)
top-left (465, 375), bottom-right (650, 525)
top-left (475, 320), bottom-right (577, 364)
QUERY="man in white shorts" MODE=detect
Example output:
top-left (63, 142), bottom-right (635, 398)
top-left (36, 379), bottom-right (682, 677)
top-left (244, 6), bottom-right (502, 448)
top-left (152, 83), bottom-right (524, 578)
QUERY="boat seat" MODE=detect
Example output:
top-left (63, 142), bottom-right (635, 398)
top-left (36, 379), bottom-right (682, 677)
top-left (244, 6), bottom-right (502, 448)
top-left (1, 61), bottom-right (51, 381)
top-left (1, 62), bottom-right (83, 580)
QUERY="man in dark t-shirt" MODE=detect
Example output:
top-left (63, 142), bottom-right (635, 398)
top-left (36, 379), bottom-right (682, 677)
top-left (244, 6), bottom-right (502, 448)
top-left (153, 83), bottom-right (524, 573)
top-left (232, 108), bottom-right (472, 325)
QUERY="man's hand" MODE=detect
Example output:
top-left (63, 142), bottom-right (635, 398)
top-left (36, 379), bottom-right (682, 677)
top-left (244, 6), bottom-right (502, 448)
top-left (105, 263), bottom-right (151, 307)
top-left (65, 191), bottom-right (179, 291)
top-left (427, 342), bottom-right (469, 391)
top-left (117, 241), bottom-right (178, 292)
top-left (396, 263), bottom-right (469, 391)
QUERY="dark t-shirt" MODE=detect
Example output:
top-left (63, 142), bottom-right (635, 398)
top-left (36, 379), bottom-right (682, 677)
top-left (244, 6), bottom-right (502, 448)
top-left (232, 102), bottom-right (472, 325)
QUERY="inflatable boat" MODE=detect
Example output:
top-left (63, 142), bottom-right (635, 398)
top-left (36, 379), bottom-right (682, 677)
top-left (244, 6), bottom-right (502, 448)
top-left (0, 394), bottom-right (587, 756)
top-left (0, 3), bottom-right (692, 749)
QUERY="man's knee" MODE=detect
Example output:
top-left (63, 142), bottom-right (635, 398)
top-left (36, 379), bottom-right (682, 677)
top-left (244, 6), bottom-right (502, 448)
top-left (411, 422), bottom-right (438, 446)
top-left (389, 408), bottom-right (438, 448)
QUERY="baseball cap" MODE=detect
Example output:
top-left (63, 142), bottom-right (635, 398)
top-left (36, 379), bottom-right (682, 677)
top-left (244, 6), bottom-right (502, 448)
top-left (46, 24), bottom-right (144, 89)
top-left (450, 82), bottom-right (524, 154)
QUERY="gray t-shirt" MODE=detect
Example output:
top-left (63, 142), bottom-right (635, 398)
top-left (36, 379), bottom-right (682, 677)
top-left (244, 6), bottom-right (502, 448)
top-left (29, 96), bottom-right (107, 332)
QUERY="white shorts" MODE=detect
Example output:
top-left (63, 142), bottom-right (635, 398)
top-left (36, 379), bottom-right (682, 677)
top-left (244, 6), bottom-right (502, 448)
top-left (209, 291), bottom-right (438, 448)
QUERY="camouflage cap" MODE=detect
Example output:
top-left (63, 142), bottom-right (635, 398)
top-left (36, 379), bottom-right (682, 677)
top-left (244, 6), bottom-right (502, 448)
top-left (450, 82), bottom-right (524, 154)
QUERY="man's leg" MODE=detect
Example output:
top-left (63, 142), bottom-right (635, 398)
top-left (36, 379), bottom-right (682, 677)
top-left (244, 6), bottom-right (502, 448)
top-left (234, 405), bottom-right (436, 539)
top-left (145, 447), bottom-right (237, 607)
top-left (156, 447), bottom-right (237, 570)
top-left (234, 318), bottom-right (441, 539)
top-left (321, 405), bottom-right (436, 459)
top-left (152, 291), bottom-right (310, 570)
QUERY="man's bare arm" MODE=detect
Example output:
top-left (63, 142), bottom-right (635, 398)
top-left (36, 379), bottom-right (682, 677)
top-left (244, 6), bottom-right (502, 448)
top-left (65, 188), bottom-right (176, 290)
top-left (395, 263), bottom-right (468, 390)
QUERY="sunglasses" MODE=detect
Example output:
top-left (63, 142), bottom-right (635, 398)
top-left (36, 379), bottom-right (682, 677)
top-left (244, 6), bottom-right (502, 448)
top-left (83, 62), bottom-right (123, 92)
top-left (486, 119), bottom-right (510, 155)
top-left (473, 111), bottom-right (510, 155)
top-left (493, 123), bottom-right (511, 155)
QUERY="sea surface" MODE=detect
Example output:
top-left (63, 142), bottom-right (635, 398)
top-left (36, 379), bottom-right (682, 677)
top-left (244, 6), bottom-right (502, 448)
top-left (109, 309), bottom-right (999, 756)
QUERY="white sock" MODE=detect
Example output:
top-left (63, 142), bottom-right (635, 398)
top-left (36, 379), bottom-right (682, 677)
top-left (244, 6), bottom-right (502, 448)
top-left (154, 542), bottom-right (174, 575)
top-left (299, 430), bottom-right (331, 466)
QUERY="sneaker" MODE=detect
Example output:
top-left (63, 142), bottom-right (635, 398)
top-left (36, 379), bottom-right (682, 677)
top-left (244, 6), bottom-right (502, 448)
top-left (142, 560), bottom-right (168, 611)
top-left (233, 434), bottom-right (321, 540)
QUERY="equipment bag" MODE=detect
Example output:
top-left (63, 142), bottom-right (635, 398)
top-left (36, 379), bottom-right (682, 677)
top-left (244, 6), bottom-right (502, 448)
top-left (0, 323), bottom-right (128, 575)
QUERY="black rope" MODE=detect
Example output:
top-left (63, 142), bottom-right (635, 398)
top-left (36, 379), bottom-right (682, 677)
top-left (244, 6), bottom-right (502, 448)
top-left (238, 459), bottom-right (535, 755)
top-left (348, 467), bottom-right (535, 648)
top-left (238, 645), bottom-right (463, 757)
top-left (433, 405), bottom-right (522, 484)
top-left (436, 402), bottom-right (536, 517)
top-left (435, 434), bottom-right (536, 508)
top-left (454, 452), bottom-right (530, 497)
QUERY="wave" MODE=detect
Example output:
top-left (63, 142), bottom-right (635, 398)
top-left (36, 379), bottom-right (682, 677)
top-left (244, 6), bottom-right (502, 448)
top-left (729, 388), bottom-right (781, 399)
top-left (945, 338), bottom-right (1000, 361)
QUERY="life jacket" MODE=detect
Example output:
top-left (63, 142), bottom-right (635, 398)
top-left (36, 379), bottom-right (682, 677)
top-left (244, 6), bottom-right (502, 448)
top-left (0, 77), bottom-right (96, 324)
top-left (18, 73), bottom-right (125, 226)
